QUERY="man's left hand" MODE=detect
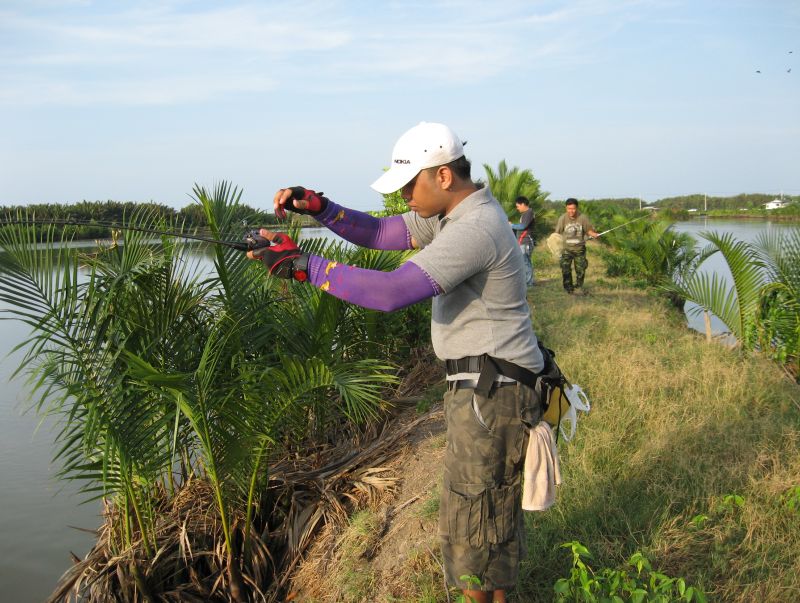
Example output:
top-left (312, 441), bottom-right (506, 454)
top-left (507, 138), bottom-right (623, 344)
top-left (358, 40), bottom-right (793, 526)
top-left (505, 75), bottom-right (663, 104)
top-left (273, 186), bottom-right (327, 219)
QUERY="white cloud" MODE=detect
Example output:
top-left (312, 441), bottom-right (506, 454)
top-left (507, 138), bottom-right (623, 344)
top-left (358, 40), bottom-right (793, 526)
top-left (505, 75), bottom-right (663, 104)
top-left (0, 0), bottom-right (673, 105)
top-left (3, 3), bottom-right (352, 53)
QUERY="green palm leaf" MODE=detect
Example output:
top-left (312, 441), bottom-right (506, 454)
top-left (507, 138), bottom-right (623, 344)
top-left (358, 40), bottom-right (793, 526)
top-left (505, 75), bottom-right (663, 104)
top-left (666, 231), bottom-right (766, 344)
top-left (483, 160), bottom-right (549, 216)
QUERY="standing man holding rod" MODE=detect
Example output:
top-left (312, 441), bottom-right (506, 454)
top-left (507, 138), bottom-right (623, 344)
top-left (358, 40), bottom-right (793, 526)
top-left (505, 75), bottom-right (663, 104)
top-left (249, 122), bottom-right (545, 602)
top-left (555, 198), bottom-right (599, 295)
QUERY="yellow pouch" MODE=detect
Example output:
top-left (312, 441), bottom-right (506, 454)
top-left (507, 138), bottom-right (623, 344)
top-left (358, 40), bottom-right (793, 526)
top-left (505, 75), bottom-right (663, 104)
top-left (542, 383), bottom-right (570, 427)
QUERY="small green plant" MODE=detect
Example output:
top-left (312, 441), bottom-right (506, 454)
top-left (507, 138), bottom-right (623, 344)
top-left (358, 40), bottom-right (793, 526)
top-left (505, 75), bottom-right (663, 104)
top-left (455, 575), bottom-right (483, 603)
top-left (688, 514), bottom-right (710, 529)
top-left (554, 541), bottom-right (707, 602)
top-left (782, 486), bottom-right (800, 513)
top-left (431, 433), bottom-right (447, 449)
top-left (716, 493), bottom-right (745, 514)
top-left (418, 487), bottom-right (440, 521)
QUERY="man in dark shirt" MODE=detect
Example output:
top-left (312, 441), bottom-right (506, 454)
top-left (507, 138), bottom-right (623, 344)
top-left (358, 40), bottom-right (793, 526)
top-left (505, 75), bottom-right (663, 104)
top-left (510, 196), bottom-right (535, 287)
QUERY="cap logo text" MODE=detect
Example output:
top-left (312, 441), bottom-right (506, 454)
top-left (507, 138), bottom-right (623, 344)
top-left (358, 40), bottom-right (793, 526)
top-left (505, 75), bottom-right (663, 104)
top-left (394, 159), bottom-right (411, 164)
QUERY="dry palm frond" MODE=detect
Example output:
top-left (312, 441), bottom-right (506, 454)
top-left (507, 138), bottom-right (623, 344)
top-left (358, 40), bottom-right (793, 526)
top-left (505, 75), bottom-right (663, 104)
top-left (48, 405), bottom-right (443, 603)
top-left (395, 347), bottom-right (444, 398)
top-left (48, 479), bottom-right (270, 603)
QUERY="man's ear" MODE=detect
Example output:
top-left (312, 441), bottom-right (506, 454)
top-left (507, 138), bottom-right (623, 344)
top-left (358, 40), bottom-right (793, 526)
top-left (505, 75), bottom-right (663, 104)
top-left (436, 166), bottom-right (453, 191)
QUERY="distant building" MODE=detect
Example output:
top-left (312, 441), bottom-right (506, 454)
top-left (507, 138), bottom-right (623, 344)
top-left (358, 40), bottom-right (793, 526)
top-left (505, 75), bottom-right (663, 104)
top-left (687, 208), bottom-right (698, 213)
top-left (764, 199), bottom-right (789, 210)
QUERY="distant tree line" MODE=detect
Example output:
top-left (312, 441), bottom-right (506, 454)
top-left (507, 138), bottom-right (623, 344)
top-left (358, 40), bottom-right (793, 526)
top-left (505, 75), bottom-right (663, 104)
top-left (545, 197), bottom-right (644, 212)
top-left (652, 193), bottom-right (798, 211)
top-left (3, 189), bottom-right (797, 244)
top-left (541, 194), bottom-right (800, 212)
top-left (0, 199), bottom-right (277, 240)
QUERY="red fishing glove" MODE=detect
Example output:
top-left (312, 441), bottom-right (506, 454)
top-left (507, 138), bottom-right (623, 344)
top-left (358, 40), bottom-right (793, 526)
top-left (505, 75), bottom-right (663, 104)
top-left (284, 186), bottom-right (328, 215)
top-left (248, 232), bottom-right (309, 281)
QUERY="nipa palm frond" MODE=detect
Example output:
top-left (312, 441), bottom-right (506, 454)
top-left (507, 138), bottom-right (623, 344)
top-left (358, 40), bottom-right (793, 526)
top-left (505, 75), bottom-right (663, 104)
top-left (665, 230), bottom-right (766, 345)
top-left (701, 230), bottom-right (766, 338)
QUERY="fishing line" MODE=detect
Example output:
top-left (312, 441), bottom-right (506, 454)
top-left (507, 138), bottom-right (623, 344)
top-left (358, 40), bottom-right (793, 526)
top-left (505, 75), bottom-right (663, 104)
top-left (592, 214), bottom-right (652, 238)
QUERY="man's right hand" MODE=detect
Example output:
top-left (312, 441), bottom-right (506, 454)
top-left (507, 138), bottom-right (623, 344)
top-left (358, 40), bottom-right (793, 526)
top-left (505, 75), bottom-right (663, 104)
top-left (246, 229), bottom-right (308, 280)
top-left (273, 186), bottom-right (327, 219)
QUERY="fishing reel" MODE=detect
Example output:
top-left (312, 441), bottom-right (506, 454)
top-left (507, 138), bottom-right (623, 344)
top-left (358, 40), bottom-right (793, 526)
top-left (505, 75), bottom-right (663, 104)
top-left (243, 230), bottom-right (272, 252)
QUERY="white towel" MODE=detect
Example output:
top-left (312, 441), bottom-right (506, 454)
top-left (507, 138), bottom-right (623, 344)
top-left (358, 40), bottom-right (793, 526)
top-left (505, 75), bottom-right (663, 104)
top-left (522, 421), bottom-right (562, 511)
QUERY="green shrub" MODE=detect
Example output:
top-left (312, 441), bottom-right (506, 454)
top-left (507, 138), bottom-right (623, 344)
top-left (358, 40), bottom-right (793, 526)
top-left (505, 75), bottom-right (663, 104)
top-left (554, 541), bottom-right (707, 603)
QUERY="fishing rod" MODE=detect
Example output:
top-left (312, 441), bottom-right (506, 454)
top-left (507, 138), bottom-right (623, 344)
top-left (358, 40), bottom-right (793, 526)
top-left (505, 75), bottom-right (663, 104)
top-left (0, 218), bottom-right (270, 252)
top-left (592, 214), bottom-right (651, 238)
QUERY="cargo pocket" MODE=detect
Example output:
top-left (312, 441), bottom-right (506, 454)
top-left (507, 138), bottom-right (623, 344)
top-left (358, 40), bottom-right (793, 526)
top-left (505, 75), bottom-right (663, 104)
top-left (444, 482), bottom-right (487, 548)
top-left (471, 393), bottom-right (491, 432)
top-left (487, 484), bottom-right (519, 544)
top-left (520, 380), bottom-right (544, 429)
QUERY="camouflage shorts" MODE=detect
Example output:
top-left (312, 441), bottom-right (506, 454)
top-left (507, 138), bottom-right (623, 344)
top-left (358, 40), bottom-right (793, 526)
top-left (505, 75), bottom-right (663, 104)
top-left (439, 382), bottom-right (541, 591)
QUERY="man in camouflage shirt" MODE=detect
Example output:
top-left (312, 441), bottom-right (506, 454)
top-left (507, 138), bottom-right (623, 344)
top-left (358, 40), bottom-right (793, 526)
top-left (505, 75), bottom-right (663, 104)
top-left (555, 198), bottom-right (598, 294)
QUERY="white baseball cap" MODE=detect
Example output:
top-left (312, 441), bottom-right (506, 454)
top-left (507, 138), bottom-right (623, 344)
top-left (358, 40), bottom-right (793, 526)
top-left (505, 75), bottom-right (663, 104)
top-left (370, 122), bottom-right (464, 194)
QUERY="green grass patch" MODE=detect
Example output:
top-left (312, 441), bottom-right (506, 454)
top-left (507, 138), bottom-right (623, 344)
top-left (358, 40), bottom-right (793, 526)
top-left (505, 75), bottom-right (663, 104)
top-left (514, 249), bottom-right (800, 602)
top-left (418, 486), bottom-right (440, 521)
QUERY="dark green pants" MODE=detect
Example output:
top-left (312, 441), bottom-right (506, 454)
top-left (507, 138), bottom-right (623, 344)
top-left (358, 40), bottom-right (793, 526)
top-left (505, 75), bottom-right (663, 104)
top-left (560, 247), bottom-right (588, 291)
top-left (439, 383), bottom-right (541, 591)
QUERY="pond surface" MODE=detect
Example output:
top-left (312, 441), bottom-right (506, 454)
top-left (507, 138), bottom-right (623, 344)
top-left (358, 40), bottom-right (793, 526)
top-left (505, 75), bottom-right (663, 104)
top-left (670, 218), bottom-right (797, 336)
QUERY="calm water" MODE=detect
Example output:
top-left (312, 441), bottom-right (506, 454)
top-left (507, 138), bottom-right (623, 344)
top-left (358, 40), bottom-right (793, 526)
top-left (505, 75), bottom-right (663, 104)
top-left (670, 218), bottom-right (797, 336)
top-left (1, 221), bottom-right (795, 600)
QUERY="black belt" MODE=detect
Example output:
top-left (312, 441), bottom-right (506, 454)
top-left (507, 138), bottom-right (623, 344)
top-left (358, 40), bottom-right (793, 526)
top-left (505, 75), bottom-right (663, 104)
top-left (445, 356), bottom-right (485, 375)
top-left (447, 378), bottom-right (517, 392)
top-left (445, 352), bottom-right (549, 397)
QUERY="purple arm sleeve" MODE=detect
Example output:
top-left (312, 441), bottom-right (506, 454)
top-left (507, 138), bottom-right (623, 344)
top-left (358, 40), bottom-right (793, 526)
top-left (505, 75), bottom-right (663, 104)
top-left (307, 255), bottom-right (441, 312)
top-left (315, 201), bottom-right (413, 250)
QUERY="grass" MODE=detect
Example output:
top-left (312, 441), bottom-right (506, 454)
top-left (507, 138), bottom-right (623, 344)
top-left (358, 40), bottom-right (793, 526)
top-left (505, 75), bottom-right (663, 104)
top-left (331, 510), bottom-right (381, 602)
top-left (290, 243), bottom-right (800, 602)
top-left (518, 246), bottom-right (800, 602)
top-left (418, 486), bottom-right (440, 521)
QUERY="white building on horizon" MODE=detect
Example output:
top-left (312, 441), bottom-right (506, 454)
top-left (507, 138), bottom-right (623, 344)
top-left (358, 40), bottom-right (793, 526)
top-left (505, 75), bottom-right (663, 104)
top-left (764, 199), bottom-right (790, 210)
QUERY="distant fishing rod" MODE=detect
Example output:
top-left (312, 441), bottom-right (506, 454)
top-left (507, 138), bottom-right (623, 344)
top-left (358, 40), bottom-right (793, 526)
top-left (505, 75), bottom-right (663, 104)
top-left (592, 214), bottom-right (651, 238)
top-left (0, 218), bottom-right (270, 252)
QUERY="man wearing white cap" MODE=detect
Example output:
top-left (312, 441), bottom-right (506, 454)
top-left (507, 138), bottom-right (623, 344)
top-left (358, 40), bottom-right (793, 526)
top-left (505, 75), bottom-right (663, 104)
top-left (250, 122), bottom-right (545, 602)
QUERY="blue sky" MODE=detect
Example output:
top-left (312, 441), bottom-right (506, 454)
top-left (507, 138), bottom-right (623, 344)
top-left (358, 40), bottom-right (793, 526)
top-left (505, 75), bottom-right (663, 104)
top-left (1, 0), bottom-right (798, 211)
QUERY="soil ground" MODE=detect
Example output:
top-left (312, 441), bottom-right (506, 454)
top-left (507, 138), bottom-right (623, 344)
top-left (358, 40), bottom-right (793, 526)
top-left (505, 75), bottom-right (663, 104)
top-left (288, 404), bottom-right (449, 603)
